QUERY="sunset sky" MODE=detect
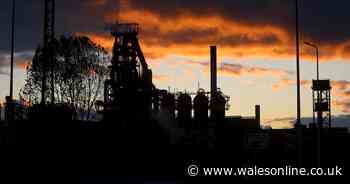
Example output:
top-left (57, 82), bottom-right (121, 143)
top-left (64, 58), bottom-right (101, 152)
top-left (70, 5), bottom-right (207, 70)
top-left (0, 0), bottom-right (350, 128)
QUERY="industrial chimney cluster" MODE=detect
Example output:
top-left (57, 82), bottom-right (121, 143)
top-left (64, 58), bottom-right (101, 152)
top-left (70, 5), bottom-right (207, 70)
top-left (101, 23), bottom-right (260, 129)
top-left (153, 46), bottom-right (229, 126)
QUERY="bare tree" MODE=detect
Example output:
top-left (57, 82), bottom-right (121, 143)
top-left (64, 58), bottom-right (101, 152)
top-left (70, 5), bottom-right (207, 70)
top-left (20, 35), bottom-right (109, 120)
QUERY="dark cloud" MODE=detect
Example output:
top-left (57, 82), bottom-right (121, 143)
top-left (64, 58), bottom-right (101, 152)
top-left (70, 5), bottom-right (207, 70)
top-left (0, 51), bottom-right (34, 72)
top-left (299, 0), bottom-right (350, 44)
top-left (124, 0), bottom-right (350, 43)
top-left (141, 27), bottom-right (220, 47)
top-left (0, 53), bottom-right (9, 75)
top-left (135, 0), bottom-right (350, 60)
top-left (0, 1), bottom-right (42, 52)
top-left (1, 0), bottom-right (350, 63)
top-left (217, 34), bottom-right (282, 47)
top-left (0, 0), bottom-right (107, 52)
top-left (126, 0), bottom-right (294, 26)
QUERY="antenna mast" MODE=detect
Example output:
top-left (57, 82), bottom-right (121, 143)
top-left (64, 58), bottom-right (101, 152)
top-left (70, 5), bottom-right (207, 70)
top-left (42, 0), bottom-right (55, 104)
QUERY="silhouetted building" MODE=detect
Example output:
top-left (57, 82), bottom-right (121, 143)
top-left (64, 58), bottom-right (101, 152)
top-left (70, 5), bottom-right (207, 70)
top-left (193, 89), bottom-right (209, 123)
top-left (210, 91), bottom-right (226, 121)
top-left (222, 105), bottom-right (261, 129)
top-left (255, 105), bottom-right (261, 125)
top-left (160, 92), bottom-right (176, 119)
top-left (177, 93), bottom-right (192, 123)
top-left (224, 116), bottom-right (260, 129)
top-left (104, 23), bottom-right (154, 123)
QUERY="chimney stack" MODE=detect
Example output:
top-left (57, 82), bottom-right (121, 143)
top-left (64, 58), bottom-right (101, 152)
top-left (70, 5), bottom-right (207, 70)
top-left (210, 46), bottom-right (217, 95)
top-left (255, 105), bottom-right (261, 126)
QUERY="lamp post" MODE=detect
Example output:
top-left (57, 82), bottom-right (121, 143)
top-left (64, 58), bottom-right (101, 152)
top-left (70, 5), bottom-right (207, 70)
top-left (295, 0), bottom-right (303, 167)
top-left (304, 42), bottom-right (319, 81)
top-left (7, 0), bottom-right (16, 122)
top-left (304, 41), bottom-right (322, 167)
top-left (295, 0), bottom-right (301, 127)
top-left (10, 0), bottom-right (15, 100)
top-left (304, 42), bottom-right (322, 126)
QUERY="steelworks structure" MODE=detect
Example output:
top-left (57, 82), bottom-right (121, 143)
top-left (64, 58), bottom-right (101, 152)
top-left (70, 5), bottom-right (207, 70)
top-left (104, 23), bottom-right (154, 122)
top-left (102, 23), bottom-right (258, 129)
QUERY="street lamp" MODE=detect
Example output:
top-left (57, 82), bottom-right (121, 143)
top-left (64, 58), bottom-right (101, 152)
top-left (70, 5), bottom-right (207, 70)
top-left (295, 0), bottom-right (301, 126)
top-left (304, 41), bottom-right (322, 167)
top-left (7, 0), bottom-right (16, 122)
top-left (295, 0), bottom-right (303, 168)
top-left (304, 42), bottom-right (319, 81)
top-left (304, 41), bottom-right (322, 125)
top-left (10, 0), bottom-right (15, 101)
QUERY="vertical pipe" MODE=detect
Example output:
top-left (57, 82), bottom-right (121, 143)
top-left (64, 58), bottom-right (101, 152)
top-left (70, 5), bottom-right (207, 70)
top-left (295, 0), bottom-right (301, 126)
top-left (10, 0), bottom-right (15, 101)
top-left (312, 89), bottom-right (315, 124)
top-left (7, 0), bottom-right (16, 122)
top-left (210, 46), bottom-right (217, 96)
top-left (329, 91), bottom-right (331, 128)
top-left (42, 0), bottom-right (48, 105)
top-left (295, 0), bottom-right (303, 167)
top-left (50, 0), bottom-right (55, 104)
top-left (255, 105), bottom-right (260, 126)
top-left (316, 47), bottom-right (323, 127)
top-left (316, 47), bottom-right (319, 81)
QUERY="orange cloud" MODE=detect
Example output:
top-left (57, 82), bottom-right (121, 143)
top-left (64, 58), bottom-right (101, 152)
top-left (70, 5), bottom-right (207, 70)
top-left (272, 78), bottom-right (350, 113)
top-left (331, 80), bottom-right (350, 113)
top-left (333, 100), bottom-right (350, 113)
top-left (16, 62), bottom-right (29, 70)
top-left (78, 4), bottom-right (350, 62)
top-left (331, 80), bottom-right (350, 91)
top-left (272, 78), bottom-right (310, 91)
top-left (219, 63), bottom-right (293, 78)
top-left (153, 75), bottom-right (170, 82)
top-left (82, 32), bottom-right (286, 60)
top-left (271, 79), bottom-right (350, 92)
top-left (82, 6), bottom-right (296, 60)
top-left (179, 61), bottom-right (293, 78)
top-left (91, 0), bottom-right (108, 6)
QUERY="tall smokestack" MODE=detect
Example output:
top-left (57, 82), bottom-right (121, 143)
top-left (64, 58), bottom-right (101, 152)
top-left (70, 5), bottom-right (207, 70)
top-left (255, 105), bottom-right (261, 126)
top-left (210, 46), bottom-right (217, 95)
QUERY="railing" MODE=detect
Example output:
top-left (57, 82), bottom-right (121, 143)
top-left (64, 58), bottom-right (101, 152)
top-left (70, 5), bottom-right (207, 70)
top-left (106, 22), bottom-right (140, 34)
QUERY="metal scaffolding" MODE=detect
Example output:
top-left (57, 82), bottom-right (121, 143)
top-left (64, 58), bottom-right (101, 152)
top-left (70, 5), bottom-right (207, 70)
top-left (42, 0), bottom-right (55, 104)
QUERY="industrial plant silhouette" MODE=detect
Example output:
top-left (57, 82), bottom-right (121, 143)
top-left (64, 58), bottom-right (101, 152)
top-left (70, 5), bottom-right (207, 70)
top-left (0, 0), bottom-right (349, 182)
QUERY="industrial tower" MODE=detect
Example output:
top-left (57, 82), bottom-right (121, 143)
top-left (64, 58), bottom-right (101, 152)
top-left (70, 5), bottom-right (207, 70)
top-left (312, 80), bottom-right (332, 128)
top-left (104, 23), bottom-right (154, 122)
top-left (42, 0), bottom-right (55, 104)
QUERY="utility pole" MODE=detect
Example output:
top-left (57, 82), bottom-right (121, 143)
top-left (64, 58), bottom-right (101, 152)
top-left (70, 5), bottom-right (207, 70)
top-left (295, 0), bottom-right (303, 167)
top-left (10, 0), bottom-right (15, 101)
top-left (295, 0), bottom-right (301, 127)
top-left (7, 0), bottom-right (16, 122)
top-left (304, 42), bottom-right (322, 126)
top-left (42, 0), bottom-right (55, 105)
top-left (304, 42), bottom-right (319, 80)
top-left (305, 41), bottom-right (322, 167)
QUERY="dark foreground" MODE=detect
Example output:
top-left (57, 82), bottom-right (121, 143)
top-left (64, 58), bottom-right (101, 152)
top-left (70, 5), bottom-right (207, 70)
top-left (0, 119), bottom-right (349, 183)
